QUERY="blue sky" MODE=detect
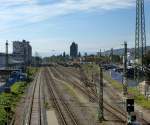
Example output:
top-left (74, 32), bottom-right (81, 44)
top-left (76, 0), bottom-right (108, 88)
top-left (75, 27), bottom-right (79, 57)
top-left (0, 0), bottom-right (149, 56)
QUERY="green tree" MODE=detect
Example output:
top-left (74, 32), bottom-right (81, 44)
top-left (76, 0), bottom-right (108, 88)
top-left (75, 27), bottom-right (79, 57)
top-left (111, 55), bottom-right (122, 63)
top-left (0, 107), bottom-right (7, 125)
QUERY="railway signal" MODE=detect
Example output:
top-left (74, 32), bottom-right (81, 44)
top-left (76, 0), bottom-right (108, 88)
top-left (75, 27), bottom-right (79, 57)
top-left (126, 99), bottom-right (134, 112)
top-left (126, 99), bottom-right (135, 124)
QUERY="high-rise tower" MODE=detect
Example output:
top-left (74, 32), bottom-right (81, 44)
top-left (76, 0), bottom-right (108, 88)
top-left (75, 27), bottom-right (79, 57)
top-left (135, 0), bottom-right (146, 66)
top-left (70, 42), bottom-right (78, 58)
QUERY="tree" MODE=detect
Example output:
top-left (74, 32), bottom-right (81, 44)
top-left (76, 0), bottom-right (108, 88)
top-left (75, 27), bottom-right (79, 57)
top-left (111, 55), bottom-right (122, 63)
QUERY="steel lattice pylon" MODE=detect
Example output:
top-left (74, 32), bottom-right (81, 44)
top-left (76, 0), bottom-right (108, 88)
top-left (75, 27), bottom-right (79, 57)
top-left (135, 0), bottom-right (146, 66)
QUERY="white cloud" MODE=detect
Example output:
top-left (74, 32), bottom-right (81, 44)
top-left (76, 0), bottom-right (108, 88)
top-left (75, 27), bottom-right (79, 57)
top-left (0, 0), bottom-right (149, 55)
top-left (3, 0), bottom-right (149, 33)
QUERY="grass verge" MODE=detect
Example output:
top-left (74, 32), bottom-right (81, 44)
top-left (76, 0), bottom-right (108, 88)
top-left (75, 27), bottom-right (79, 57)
top-left (82, 64), bottom-right (150, 109)
top-left (0, 82), bottom-right (27, 124)
top-left (0, 67), bottom-right (38, 124)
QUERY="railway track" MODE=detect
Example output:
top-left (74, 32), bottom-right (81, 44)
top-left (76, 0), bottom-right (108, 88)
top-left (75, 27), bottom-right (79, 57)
top-left (53, 66), bottom-right (150, 124)
top-left (58, 66), bottom-right (81, 79)
top-left (23, 70), bottom-right (43, 125)
top-left (51, 66), bottom-right (127, 122)
top-left (44, 67), bottom-right (80, 125)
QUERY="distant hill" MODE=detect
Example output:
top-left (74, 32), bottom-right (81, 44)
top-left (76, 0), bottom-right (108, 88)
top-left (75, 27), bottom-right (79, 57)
top-left (103, 46), bottom-right (150, 56)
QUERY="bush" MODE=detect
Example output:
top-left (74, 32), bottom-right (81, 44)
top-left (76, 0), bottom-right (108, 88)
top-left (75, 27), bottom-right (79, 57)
top-left (0, 67), bottom-right (36, 124)
top-left (0, 107), bottom-right (7, 125)
top-left (0, 82), bottom-right (28, 124)
top-left (0, 93), bottom-right (13, 124)
top-left (11, 82), bottom-right (26, 95)
top-left (27, 67), bottom-right (38, 81)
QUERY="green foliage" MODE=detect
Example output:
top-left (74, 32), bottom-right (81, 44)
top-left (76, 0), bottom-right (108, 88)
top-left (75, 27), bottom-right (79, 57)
top-left (44, 102), bottom-right (49, 109)
top-left (0, 67), bottom-right (36, 124)
top-left (82, 63), bottom-right (99, 80)
top-left (0, 93), bottom-right (13, 124)
top-left (0, 106), bottom-right (7, 125)
top-left (104, 72), bottom-right (150, 109)
top-left (128, 88), bottom-right (150, 109)
top-left (82, 64), bottom-right (150, 109)
top-left (112, 55), bottom-right (122, 63)
top-left (28, 67), bottom-right (38, 76)
top-left (0, 93), bottom-right (13, 106)
top-left (48, 55), bottom-right (69, 62)
top-left (82, 64), bottom-right (99, 73)
top-left (105, 74), bottom-right (150, 109)
top-left (27, 67), bottom-right (38, 81)
top-left (95, 56), bottom-right (110, 63)
top-left (0, 82), bottom-right (28, 124)
top-left (11, 82), bottom-right (26, 95)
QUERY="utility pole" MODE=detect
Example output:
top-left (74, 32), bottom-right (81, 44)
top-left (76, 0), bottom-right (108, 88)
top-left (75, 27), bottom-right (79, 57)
top-left (98, 64), bottom-right (104, 122)
top-left (110, 48), bottom-right (113, 63)
top-left (99, 49), bottom-right (102, 57)
top-left (104, 49), bottom-right (106, 57)
top-left (5, 40), bottom-right (9, 69)
top-left (123, 42), bottom-right (128, 96)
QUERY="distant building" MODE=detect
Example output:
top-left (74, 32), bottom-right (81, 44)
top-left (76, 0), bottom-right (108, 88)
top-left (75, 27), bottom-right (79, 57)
top-left (0, 53), bottom-right (7, 68)
top-left (13, 40), bottom-right (32, 65)
top-left (70, 42), bottom-right (78, 58)
top-left (0, 53), bottom-right (24, 69)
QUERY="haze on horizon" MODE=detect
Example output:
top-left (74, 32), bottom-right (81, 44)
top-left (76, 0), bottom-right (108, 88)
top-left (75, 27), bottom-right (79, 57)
top-left (0, 0), bottom-right (150, 57)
